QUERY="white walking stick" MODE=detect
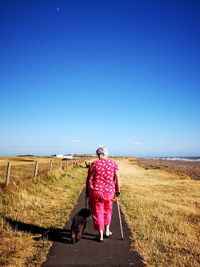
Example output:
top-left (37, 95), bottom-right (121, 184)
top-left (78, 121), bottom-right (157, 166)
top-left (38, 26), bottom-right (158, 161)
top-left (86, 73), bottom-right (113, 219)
top-left (116, 197), bottom-right (124, 240)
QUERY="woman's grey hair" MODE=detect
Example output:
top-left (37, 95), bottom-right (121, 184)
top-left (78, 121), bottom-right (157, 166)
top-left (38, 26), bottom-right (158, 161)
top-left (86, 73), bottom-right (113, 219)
top-left (96, 146), bottom-right (109, 156)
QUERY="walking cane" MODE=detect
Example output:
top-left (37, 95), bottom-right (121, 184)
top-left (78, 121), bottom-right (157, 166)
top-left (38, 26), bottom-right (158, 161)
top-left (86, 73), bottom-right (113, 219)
top-left (116, 197), bottom-right (124, 240)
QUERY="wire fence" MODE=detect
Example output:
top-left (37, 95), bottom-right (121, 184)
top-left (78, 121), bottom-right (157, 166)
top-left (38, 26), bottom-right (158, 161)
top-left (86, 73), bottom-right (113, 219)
top-left (0, 158), bottom-right (88, 187)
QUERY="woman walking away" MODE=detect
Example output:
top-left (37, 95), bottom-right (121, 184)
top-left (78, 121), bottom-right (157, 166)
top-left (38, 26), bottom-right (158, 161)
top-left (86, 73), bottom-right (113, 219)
top-left (85, 146), bottom-right (120, 242)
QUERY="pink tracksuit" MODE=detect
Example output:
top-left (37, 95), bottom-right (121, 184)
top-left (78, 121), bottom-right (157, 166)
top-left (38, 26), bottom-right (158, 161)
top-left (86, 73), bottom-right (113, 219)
top-left (87, 159), bottom-right (119, 230)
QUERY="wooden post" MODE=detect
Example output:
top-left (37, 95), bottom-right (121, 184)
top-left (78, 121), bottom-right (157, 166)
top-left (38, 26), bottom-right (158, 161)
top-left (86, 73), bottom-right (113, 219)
top-left (49, 160), bottom-right (53, 171)
top-left (34, 161), bottom-right (38, 178)
top-left (69, 161), bottom-right (72, 169)
top-left (66, 160), bottom-right (68, 169)
top-left (5, 162), bottom-right (11, 187)
top-left (59, 160), bottom-right (62, 169)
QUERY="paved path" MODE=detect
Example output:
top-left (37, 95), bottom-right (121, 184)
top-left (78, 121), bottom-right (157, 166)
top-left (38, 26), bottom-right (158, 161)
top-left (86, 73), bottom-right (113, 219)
top-left (42, 189), bottom-right (145, 267)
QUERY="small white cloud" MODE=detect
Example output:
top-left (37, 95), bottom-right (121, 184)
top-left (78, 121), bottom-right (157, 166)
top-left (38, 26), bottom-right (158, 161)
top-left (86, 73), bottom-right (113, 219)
top-left (129, 142), bottom-right (144, 146)
top-left (56, 139), bottom-right (81, 144)
top-left (71, 139), bottom-right (81, 143)
top-left (56, 7), bottom-right (60, 12)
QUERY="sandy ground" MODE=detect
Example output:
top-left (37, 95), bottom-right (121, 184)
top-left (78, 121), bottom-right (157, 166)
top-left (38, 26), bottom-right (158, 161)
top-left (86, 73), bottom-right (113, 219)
top-left (137, 158), bottom-right (200, 181)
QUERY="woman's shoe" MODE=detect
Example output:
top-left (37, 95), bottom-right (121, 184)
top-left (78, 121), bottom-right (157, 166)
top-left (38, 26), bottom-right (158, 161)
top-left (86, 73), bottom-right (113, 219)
top-left (105, 231), bottom-right (113, 238)
top-left (95, 234), bottom-right (104, 242)
top-left (98, 238), bottom-right (104, 242)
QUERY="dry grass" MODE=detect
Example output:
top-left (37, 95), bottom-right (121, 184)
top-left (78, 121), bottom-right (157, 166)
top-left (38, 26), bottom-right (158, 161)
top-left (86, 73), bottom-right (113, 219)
top-left (118, 158), bottom-right (200, 267)
top-left (2, 156), bottom-right (199, 266)
top-left (0, 156), bottom-right (78, 187)
top-left (0, 157), bottom-right (87, 266)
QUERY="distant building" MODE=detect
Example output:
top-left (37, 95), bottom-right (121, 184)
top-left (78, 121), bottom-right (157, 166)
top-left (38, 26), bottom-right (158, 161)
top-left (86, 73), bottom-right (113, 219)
top-left (52, 154), bottom-right (64, 158)
top-left (52, 154), bottom-right (74, 159)
top-left (63, 154), bottom-right (73, 159)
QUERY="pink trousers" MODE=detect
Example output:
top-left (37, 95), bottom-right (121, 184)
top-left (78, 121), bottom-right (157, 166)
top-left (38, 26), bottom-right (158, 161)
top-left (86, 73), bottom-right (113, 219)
top-left (89, 190), bottom-right (114, 231)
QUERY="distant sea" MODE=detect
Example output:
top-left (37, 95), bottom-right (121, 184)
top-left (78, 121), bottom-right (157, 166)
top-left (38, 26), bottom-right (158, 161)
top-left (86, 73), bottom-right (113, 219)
top-left (155, 157), bottom-right (200, 161)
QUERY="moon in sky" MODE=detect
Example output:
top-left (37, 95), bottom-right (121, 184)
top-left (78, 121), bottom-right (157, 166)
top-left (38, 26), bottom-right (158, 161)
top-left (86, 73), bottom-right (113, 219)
top-left (56, 7), bottom-right (60, 12)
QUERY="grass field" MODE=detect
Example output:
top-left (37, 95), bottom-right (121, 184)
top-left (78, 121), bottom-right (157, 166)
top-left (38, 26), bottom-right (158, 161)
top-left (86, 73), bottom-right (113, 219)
top-left (0, 156), bottom-right (87, 266)
top-left (120, 158), bottom-right (200, 267)
top-left (1, 157), bottom-right (199, 266)
top-left (0, 156), bottom-right (76, 187)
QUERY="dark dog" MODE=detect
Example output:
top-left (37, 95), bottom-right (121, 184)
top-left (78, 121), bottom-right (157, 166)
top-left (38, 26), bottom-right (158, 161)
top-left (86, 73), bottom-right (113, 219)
top-left (70, 208), bottom-right (91, 243)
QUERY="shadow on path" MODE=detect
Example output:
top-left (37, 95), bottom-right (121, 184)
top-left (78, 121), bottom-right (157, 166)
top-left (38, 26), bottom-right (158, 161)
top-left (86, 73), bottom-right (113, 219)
top-left (4, 216), bottom-right (97, 244)
top-left (42, 190), bottom-right (146, 267)
top-left (4, 216), bottom-right (71, 243)
top-left (2, 187), bottom-right (145, 266)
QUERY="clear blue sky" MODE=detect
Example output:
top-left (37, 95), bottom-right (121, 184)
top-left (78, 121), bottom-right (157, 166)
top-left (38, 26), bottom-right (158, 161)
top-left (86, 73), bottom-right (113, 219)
top-left (0, 0), bottom-right (200, 157)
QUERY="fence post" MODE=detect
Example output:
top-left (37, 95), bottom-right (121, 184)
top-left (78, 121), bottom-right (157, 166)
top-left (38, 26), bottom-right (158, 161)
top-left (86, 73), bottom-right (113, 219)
top-left (49, 160), bottom-right (53, 171)
top-left (5, 162), bottom-right (11, 187)
top-left (34, 161), bottom-right (38, 179)
top-left (59, 160), bottom-right (62, 169)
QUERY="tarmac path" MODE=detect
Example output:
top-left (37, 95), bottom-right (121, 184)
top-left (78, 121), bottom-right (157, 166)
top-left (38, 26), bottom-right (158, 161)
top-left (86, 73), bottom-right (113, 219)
top-left (42, 162), bottom-right (145, 267)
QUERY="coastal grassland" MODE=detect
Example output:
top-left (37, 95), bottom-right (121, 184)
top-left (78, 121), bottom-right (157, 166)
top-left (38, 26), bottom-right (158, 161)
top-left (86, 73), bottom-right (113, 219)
top-left (0, 158), bottom-right (87, 266)
top-left (119, 159), bottom-right (200, 267)
top-left (0, 156), bottom-right (71, 186)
